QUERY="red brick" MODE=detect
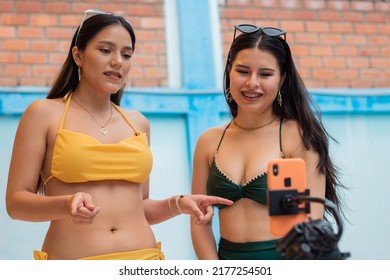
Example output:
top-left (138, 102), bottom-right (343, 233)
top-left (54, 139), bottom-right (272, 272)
top-left (242, 9), bottom-right (267, 19)
top-left (306, 21), bottom-right (330, 33)
top-left (290, 45), bottom-right (309, 56)
top-left (331, 22), bottom-right (353, 33)
top-left (0, 1), bottom-right (13, 12)
top-left (32, 65), bottom-right (60, 77)
top-left (343, 12), bottom-right (364, 22)
top-left (20, 77), bottom-right (50, 86)
top-left (335, 46), bottom-right (358, 57)
top-left (294, 33), bottom-right (319, 44)
top-left (351, 1), bottom-right (374, 12)
top-left (343, 35), bottom-right (367, 45)
top-left (371, 58), bottom-right (390, 68)
top-left (59, 15), bottom-right (82, 27)
top-left (46, 28), bottom-right (74, 39)
top-left (358, 47), bottom-right (380, 57)
top-left (0, 52), bottom-right (18, 63)
top-left (326, 81), bottom-right (350, 88)
top-left (350, 80), bottom-right (374, 88)
top-left (17, 27), bottom-right (44, 38)
top-left (267, 9), bottom-right (293, 20)
top-left (20, 53), bottom-right (48, 64)
top-left (323, 58), bottom-right (346, 68)
top-left (4, 64), bottom-right (30, 76)
top-left (0, 26), bottom-right (15, 37)
top-left (31, 41), bottom-right (58, 52)
top-left (312, 69), bottom-right (335, 80)
top-left (304, 0), bottom-right (327, 10)
top-left (221, 8), bottom-right (242, 18)
top-left (0, 78), bottom-right (18, 86)
top-left (100, 4), bottom-right (127, 14)
top-left (368, 36), bottom-right (390, 46)
top-left (375, 2), bottom-right (390, 12)
top-left (319, 34), bottom-right (343, 45)
top-left (347, 57), bottom-right (370, 68)
top-left (336, 69), bottom-right (359, 80)
top-left (366, 13), bottom-right (387, 23)
top-left (1, 14), bottom-right (29, 25)
top-left (306, 80), bottom-right (326, 88)
top-left (354, 23), bottom-right (379, 34)
top-left (126, 4), bottom-right (158, 16)
top-left (310, 46), bottom-right (333, 56)
top-left (15, 1), bottom-right (42, 12)
top-left (139, 17), bottom-right (164, 29)
top-left (252, 0), bottom-right (278, 8)
top-left (318, 11), bottom-right (342, 21)
top-left (30, 15), bottom-right (58, 27)
top-left (3, 39), bottom-right (29, 51)
top-left (44, 2), bottom-right (71, 13)
top-left (294, 11), bottom-right (317, 20)
top-left (299, 57), bottom-right (322, 68)
top-left (328, 1), bottom-right (350, 10)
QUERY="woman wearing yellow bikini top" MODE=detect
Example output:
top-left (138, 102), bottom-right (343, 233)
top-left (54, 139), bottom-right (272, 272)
top-left (5, 10), bottom-right (232, 260)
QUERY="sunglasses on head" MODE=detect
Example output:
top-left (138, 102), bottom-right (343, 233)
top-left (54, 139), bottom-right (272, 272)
top-left (75, 9), bottom-right (132, 46)
top-left (75, 9), bottom-right (110, 46)
top-left (233, 24), bottom-right (287, 41)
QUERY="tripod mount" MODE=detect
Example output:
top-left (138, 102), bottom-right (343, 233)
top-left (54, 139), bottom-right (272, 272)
top-left (268, 189), bottom-right (350, 260)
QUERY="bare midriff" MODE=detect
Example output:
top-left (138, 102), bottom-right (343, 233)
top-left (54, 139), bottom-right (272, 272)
top-left (41, 180), bottom-right (156, 260)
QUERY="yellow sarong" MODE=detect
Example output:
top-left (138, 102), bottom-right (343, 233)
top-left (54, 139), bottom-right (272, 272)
top-left (34, 242), bottom-right (165, 260)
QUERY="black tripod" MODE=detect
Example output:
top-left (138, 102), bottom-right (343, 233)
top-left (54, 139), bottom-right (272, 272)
top-left (269, 189), bottom-right (350, 260)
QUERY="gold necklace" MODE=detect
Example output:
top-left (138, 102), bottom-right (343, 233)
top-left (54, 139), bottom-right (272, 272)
top-left (73, 98), bottom-right (113, 135)
top-left (233, 116), bottom-right (277, 131)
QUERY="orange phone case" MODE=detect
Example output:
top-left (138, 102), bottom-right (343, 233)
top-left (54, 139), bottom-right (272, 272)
top-left (267, 158), bottom-right (309, 237)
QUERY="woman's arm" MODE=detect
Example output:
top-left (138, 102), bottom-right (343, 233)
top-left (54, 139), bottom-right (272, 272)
top-left (6, 100), bottom-right (71, 222)
top-left (141, 117), bottom-right (231, 226)
top-left (190, 131), bottom-right (220, 260)
top-left (284, 120), bottom-right (326, 219)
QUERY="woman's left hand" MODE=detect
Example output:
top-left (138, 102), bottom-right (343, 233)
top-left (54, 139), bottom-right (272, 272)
top-left (179, 195), bottom-right (233, 224)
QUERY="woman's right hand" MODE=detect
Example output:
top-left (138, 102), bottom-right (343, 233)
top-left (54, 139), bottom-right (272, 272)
top-left (68, 192), bottom-right (101, 224)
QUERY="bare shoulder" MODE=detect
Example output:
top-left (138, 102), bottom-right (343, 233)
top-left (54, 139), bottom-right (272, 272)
top-left (281, 119), bottom-right (303, 157)
top-left (196, 123), bottom-right (230, 152)
top-left (118, 107), bottom-right (150, 132)
top-left (21, 98), bottom-right (64, 124)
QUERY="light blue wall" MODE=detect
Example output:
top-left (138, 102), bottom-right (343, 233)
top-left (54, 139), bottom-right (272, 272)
top-left (1, 88), bottom-right (390, 260)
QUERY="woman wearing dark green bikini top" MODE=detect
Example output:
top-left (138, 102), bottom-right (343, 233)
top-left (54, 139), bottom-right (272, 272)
top-left (191, 24), bottom-right (344, 260)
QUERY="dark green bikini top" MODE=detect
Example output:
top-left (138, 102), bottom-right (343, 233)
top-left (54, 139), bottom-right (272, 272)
top-left (206, 119), bottom-right (284, 209)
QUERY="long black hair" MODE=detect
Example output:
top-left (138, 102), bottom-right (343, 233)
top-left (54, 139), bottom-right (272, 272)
top-left (223, 30), bottom-right (345, 220)
top-left (47, 13), bottom-right (136, 105)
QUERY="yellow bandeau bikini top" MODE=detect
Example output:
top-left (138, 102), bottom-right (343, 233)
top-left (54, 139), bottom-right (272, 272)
top-left (43, 93), bottom-right (153, 185)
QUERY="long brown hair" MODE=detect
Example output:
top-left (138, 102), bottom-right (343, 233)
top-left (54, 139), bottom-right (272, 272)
top-left (224, 31), bottom-right (346, 220)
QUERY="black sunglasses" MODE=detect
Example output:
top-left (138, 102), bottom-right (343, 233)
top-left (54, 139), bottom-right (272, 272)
top-left (233, 24), bottom-right (287, 41)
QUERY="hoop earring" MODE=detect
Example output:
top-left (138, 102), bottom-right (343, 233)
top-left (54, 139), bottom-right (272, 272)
top-left (78, 67), bottom-right (81, 81)
top-left (226, 88), bottom-right (233, 103)
top-left (277, 90), bottom-right (282, 107)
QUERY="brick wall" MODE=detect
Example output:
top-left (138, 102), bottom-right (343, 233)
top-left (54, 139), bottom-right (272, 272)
top-left (0, 0), bottom-right (167, 87)
top-left (1, 0), bottom-right (389, 89)
top-left (220, 0), bottom-right (390, 88)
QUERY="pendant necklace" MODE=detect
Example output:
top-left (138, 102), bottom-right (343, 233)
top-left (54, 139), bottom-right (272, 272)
top-left (233, 116), bottom-right (277, 131)
top-left (73, 98), bottom-right (113, 135)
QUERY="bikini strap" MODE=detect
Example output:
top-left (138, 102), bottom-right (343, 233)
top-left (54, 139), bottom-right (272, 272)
top-left (279, 118), bottom-right (285, 158)
top-left (112, 104), bottom-right (140, 136)
top-left (58, 92), bottom-right (72, 130)
top-left (216, 121), bottom-right (232, 152)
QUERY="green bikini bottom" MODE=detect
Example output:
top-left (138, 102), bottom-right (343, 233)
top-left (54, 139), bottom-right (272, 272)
top-left (218, 237), bottom-right (285, 260)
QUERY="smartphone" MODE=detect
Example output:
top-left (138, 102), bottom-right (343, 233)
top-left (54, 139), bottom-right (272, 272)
top-left (267, 158), bottom-right (309, 237)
